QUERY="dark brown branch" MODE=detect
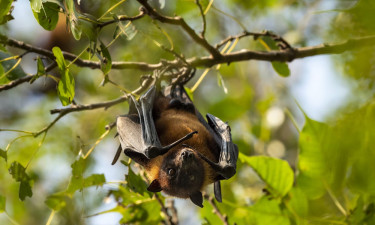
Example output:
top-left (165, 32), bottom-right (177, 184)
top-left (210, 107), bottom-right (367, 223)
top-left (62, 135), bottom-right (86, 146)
top-left (190, 35), bottom-right (375, 67)
top-left (98, 10), bottom-right (146, 28)
top-left (2, 35), bottom-right (375, 92)
top-left (0, 62), bottom-right (56, 92)
top-left (50, 95), bottom-right (128, 114)
top-left (2, 38), bottom-right (163, 71)
top-left (136, 0), bottom-right (221, 58)
top-left (49, 75), bottom-right (154, 117)
top-left (215, 30), bottom-right (294, 50)
top-left (204, 194), bottom-right (229, 225)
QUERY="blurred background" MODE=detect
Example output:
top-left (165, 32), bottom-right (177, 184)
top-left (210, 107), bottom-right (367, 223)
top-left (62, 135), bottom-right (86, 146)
top-left (1, 0), bottom-right (373, 224)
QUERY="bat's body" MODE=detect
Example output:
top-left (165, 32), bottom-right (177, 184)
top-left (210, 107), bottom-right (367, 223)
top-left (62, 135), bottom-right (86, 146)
top-left (113, 85), bottom-right (238, 207)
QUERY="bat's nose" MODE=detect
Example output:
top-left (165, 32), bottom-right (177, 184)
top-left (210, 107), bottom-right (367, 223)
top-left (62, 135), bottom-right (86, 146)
top-left (181, 150), bottom-right (194, 161)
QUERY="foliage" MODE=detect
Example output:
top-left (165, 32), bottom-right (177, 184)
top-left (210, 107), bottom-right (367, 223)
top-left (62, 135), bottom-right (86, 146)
top-left (1, 0), bottom-right (375, 224)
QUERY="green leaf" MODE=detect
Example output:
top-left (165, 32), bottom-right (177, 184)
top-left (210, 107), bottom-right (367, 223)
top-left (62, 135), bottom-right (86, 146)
top-left (30, 0), bottom-right (42, 13)
top-left (249, 196), bottom-right (290, 225)
top-left (66, 159), bottom-right (106, 194)
top-left (287, 187), bottom-right (308, 217)
top-left (0, 0), bottom-right (13, 24)
top-left (52, 47), bottom-right (66, 70)
top-left (272, 61), bottom-right (290, 77)
top-left (32, 2), bottom-right (60, 31)
top-left (296, 117), bottom-right (328, 199)
top-left (65, 0), bottom-right (81, 40)
top-left (126, 167), bottom-right (148, 196)
top-left (8, 161), bottom-right (29, 182)
top-left (118, 200), bottom-right (162, 224)
top-left (0, 195), bottom-right (5, 213)
top-left (8, 162), bottom-right (33, 200)
top-left (0, 148), bottom-right (7, 162)
top-left (53, 47), bottom-right (75, 106)
top-left (99, 41), bottom-right (112, 75)
top-left (71, 157), bottom-right (85, 178)
top-left (83, 174), bottom-right (106, 188)
top-left (30, 57), bottom-right (45, 84)
top-left (45, 192), bottom-right (67, 211)
top-left (19, 180), bottom-right (33, 201)
top-left (184, 87), bottom-right (194, 101)
top-left (80, 14), bottom-right (98, 42)
top-left (0, 51), bottom-right (27, 85)
top-left (239, 154), bottom-right (294, 197)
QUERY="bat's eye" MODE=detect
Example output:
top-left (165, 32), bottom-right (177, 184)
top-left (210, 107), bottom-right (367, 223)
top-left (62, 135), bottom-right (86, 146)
top-left (168, 168), bottom-right (176, 176)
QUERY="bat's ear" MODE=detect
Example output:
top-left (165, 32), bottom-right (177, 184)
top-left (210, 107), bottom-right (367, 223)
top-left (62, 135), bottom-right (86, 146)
top-left (147, 179), bottom-right (162, 192)
top-left (189, 191), bottom-right (203, 208)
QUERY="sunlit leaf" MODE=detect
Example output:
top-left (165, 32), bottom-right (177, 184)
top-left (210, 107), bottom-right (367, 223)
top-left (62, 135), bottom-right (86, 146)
top-left (249, 196), bottom-right (290, 225)
top-left (53, 47), bottom-right (75, 106)
top-left (30, 0), bottom-right (42, 13)
top-left (32, 2), bottom-right (60, 31)
top-left (272, 61), bottom-right (290, 77)
top-left (287, 187), bottom-right (308, 218)
top-left (184, 86), bottom-right (194, 101)
top-left (240, 154), bottom-right (294, 197)
top-left (45, 192), bottom-right (68, 211)
top-left (296, 116), bottom-right (328, 199)
top-left (0, 195), bottom-right (5, 213)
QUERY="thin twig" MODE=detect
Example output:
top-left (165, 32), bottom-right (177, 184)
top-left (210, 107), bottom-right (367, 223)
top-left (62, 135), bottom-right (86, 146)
top-left (195, 0), bottom-right (207, 37)
top-left (166, 199), bottom-right (179, 225)
top-left (154, 194), bottom-right (176, 225)
top-left (204, 194), bottom-right (229, 225)
top-left (98, 10), bottom-right (146, 28)
top-left (136, 0), bottom-right (221, 58)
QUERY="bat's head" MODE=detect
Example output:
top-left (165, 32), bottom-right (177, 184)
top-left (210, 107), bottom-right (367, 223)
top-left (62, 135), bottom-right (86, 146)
top-left (147, 147), bottom-right (205, 206)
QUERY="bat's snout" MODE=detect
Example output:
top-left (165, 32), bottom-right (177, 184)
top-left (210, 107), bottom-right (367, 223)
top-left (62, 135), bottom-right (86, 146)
top-left (181, 149), bottom-right (194, 161)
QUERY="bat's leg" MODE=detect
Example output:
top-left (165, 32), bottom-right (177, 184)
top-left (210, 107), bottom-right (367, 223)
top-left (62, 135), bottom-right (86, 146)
top-left (198, 114), bottom-right (238, 180)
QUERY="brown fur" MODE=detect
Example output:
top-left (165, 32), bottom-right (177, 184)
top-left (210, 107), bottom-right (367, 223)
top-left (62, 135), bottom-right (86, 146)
top-left (144, 95), bottom-right (218, 196)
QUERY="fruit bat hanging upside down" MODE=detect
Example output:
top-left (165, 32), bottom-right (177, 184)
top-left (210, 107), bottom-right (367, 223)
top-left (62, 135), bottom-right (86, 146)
top-left (112, 85), bottom-right (238, 207)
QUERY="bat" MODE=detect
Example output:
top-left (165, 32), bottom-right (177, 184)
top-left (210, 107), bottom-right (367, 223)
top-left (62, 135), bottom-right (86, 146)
top-left (112, 85), bottom-right (238, 207)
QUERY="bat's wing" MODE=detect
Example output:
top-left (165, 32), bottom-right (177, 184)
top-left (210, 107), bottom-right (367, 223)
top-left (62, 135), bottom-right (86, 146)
top-left (165, 85), bottom-right (238, 202)
top-left (113, 86), bottom-right (197, 166)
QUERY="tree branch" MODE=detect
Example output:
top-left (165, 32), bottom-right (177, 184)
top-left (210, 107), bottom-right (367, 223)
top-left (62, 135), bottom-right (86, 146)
top-left (98, 10), bottom-right (146, 28)
top-left (204, 194), bottom-right (229, 225)
top-left (0, 62), bottom-right (56, 92)
top-left (2, 35), bottom-right (375, 93)
top-left (136, 0), bottom-right (221, 58)
top-left (154, 194), bottom-right (176, 225)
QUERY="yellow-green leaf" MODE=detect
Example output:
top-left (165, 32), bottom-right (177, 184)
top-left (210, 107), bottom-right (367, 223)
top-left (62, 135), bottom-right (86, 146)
top-left (240, 154), bottom-right (294, 197)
